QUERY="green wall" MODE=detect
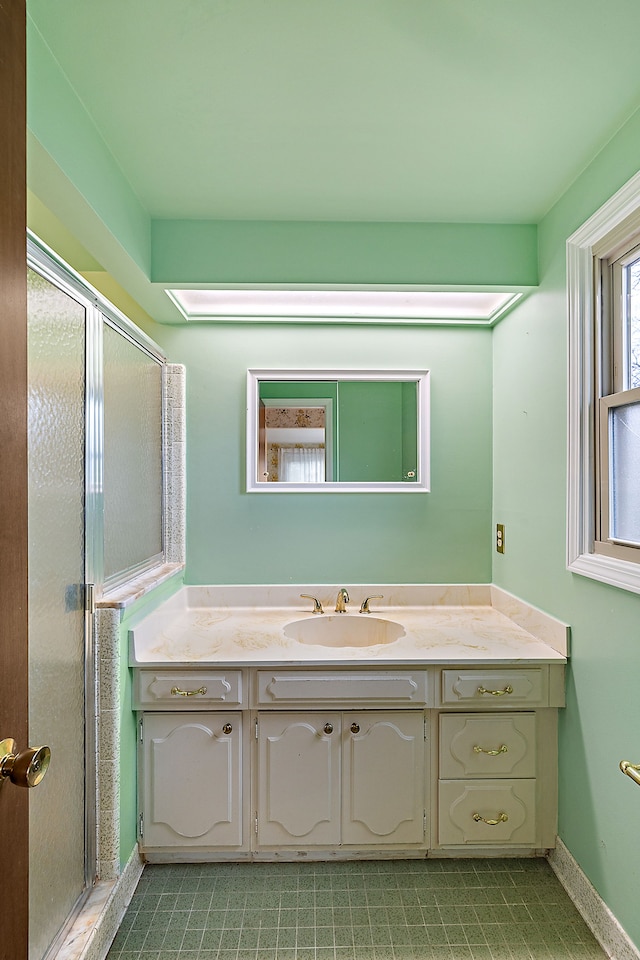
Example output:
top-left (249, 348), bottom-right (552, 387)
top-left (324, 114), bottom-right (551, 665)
top-left (27, 17), bottom-right (150, 278)
top-left (155, 322), bottom-right (492, 585)
top-left (492, 108), bottom-right (640, 948)
top-left (337, 381), bottom-right (404, 482)
top-left (151, 219), bottom-right (538, 288)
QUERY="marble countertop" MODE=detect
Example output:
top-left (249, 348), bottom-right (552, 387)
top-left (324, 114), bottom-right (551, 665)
top-left (130, 587), bottom-right (568, 667)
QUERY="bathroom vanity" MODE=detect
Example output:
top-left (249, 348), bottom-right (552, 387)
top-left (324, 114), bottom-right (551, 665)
top-left (130, 585), bottom-right (567, 862)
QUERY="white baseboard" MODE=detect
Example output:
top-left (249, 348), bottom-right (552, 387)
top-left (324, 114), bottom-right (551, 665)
top-left (549, 838), bottom-right (640, 960)
top-left (55, 847), bottom-right (143, 960)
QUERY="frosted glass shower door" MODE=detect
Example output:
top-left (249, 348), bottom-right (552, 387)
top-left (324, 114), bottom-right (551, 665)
top-left (27, 268), bottom-right (89, 959)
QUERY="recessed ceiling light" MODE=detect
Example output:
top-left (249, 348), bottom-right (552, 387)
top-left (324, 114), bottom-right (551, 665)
top-left (166, 288), bottom-right (522, 323)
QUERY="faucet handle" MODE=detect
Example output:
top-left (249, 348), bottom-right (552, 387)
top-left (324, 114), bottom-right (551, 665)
top-left (300, 594), bottom-right (324, 614)
top-left (359, 595), bottom-right (383, 614)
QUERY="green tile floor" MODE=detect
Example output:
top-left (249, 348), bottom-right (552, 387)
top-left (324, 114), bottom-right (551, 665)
top-left (106, 859), bottom-right (607, 960)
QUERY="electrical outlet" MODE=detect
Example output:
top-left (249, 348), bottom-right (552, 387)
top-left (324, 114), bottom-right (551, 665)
top-left (496, 523), bottom-right (505, 554)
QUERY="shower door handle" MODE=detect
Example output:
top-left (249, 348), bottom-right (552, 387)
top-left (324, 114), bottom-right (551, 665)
top-left (0, 737), bottom-right (51, 789)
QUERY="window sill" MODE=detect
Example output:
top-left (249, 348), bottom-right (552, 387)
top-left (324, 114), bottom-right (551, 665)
top-left (97, 562), bottom-right (184, 610)
top-left (568, 551), bottom-right (640, 596)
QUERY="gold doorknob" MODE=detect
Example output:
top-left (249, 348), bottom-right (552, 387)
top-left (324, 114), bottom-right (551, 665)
top-left (0, 738), bottom-right (51, 789)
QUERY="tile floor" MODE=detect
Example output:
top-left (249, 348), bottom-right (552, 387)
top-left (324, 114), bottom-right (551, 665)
top-left (106, 859), bottom-right (607, 960)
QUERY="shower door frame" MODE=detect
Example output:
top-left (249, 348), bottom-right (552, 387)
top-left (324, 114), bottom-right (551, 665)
top-left (26, 239), bottom-right (101, 931)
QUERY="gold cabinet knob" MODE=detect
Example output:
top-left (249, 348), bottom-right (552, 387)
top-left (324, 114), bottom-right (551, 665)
top-left (350, 722), bottom-right (360, 734)
top-left (323, 723), bottom-right (334, 735)
top-left (222, 723), bottom-right (233, 735)
top-left (0, 738), bottom-right (51, 789)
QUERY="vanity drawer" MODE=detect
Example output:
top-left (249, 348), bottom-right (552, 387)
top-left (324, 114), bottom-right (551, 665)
top-left (438, 779), bottom-right (536, 846)
top-left (134, 670), bottom-right (244, 709)
top-left (255, 670), bottom-right (427, 707)
top-left (439, 713), bottom-right (536, 778)
top-left (440, 668), bottom-right (546, 707)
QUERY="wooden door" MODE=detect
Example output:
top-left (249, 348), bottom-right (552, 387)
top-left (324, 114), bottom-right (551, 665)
top-left (342, 712), bottom-right (425, 846)
top-left (257, 713), bottom-right (340, 846)
top-left (0, 3), bottom-right (29, 958)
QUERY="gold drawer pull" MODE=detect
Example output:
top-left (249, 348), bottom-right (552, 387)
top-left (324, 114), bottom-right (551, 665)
top-left (473, 744), bottom-right (508, 756)
top-left (620, 760), bottom-right (640, 786)
top-left (472, 811), bottom-right (508, 825)
top-left (170, 685), bottom-right (207, 697)
top-left (477, 684), bottom-right (513, 697)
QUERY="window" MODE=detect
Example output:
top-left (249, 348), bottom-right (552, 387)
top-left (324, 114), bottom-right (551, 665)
top-left (567, 170), bottom-right (640, 593)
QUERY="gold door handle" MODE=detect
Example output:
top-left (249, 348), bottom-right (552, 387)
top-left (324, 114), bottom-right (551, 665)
top-left (350, 722), bottom-right (360, 734)
top-left (620, 760), bottom-right (640, 786)
top-left (0, 738), bottom-right (51, 789)
top-left (170, 686), bottom-right (207, 697)
top-left (472, 811), bottom-right (508, 825)
top-left (477, 685), bottom-right (513, 696)
top-left (222, 723), bottom-right (233, 735)
top-left (473, 744), bottom-right (508, 756)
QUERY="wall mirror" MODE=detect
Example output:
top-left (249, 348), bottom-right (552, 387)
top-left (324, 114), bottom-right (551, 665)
top-left (247, 369), bottom-right (430, 492)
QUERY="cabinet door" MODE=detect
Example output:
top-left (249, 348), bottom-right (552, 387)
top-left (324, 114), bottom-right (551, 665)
top-left (140, 713), bottom-right (242, 848)
top-left (257, 713), bottom-right (341, 846)
top-left (342, 712), bottom-right (425, 846)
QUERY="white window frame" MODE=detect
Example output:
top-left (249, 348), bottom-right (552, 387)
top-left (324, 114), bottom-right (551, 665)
top-left (567, 169), bottom-right (640, 594)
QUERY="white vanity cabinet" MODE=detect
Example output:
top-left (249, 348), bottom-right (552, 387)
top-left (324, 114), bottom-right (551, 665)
top-left (133, 661), bottom-right (564, 860)
top-left (255, 711), bottom-right (426, 850)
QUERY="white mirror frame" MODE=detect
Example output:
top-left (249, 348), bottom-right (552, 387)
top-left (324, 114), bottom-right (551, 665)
top-left (246, 368), bottom-right (430, 493)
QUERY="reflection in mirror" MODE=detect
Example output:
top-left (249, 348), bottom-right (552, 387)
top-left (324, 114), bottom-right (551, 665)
top-left (261, 397), bottom-right (333, 482)
top-left (247, 370), bottom-right (430, 493)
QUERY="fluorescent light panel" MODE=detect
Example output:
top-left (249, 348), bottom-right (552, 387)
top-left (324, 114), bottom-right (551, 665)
top-left (167, 288), bottom-right (520, 322)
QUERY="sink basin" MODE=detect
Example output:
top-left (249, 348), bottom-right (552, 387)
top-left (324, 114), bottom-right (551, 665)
top-left (284, 615), bottom-right (405, 647)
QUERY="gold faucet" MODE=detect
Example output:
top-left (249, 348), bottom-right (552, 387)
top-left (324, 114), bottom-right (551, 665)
top-left (335, 588), bottom-right (350, 613)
